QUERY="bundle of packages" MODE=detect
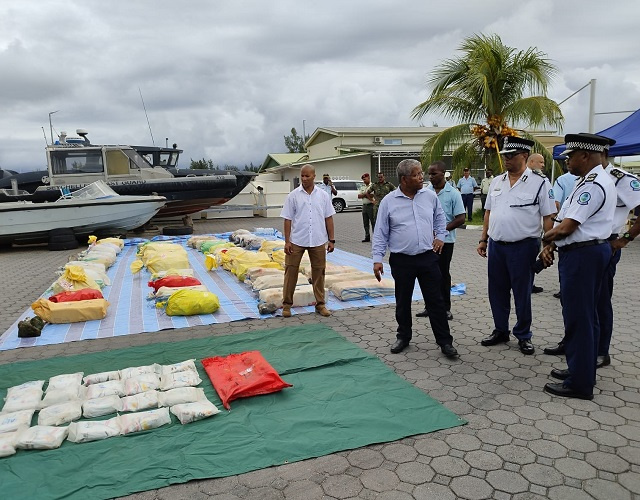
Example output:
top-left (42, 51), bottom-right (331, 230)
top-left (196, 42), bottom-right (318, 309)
top-left (148, 276), bottom-right (201, 292)
top-left (329, 278), bottom-right (395, 301)
top-left (157, 288), bottom-right (220, 316)
top-left (130, 242), bottom-right (190, 274)
top-left (50, 265), bottom-right (101, 295)
top-left (251, 273), bottom-right (308, 292)
top-left (230, 229), bottom-right (267, 249)
top-left (153, 285), bottom-right (209, 302)
top-left (257, 284), bottom-right (318, 314)
top-left (271, 250), bottom-right (311, 270)
top-left (78, 244), bottom-right (119, 269)
top-left (301, 263), bottom-right (360, 278)
top-left (199, 239), bottom-right (235, 254)
top-left (187, 235), bottom-right (217, 249)
top-left (96, 237), bottom-right (124, 251)
top-left (257, 239), bottom-right (286, 256)
top-left (323, 272), bottom-right (374, 287)
top-left (1, 381), bottom-right (44, 413)
top-left (62, 263), bottom-right (110, 288)
top-left (204, 246), bottom-right (246, 271)
top-left (40, 372), bottom-right (85, 408)
top-left (49, 289), bottom-right (104, 303)
top-left (65, 260), bottom-right (107, 274)
top-left (231, 252), bottom-right (275, 281)
top-left (150, 268), bottom-right (195, 280)
top-left (32, 298), bottom-right (110, 323)
top-left (244, 266), bottom-right (284, 282)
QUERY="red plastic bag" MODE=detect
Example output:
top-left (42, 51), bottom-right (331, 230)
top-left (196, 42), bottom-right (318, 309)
top-left (148, 276), bottom-right (201, 292)
top-left (201, 351), bottom-right (292, 409)
top-left (49, 289), bottom-right (104, 303)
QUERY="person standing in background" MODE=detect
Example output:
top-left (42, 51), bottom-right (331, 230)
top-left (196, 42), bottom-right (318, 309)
top-left (457, 167), bottom-right (478, 221)
top-left (480, 168), bottom-right (494, 217)
top-left (368, 171), bottom-right (396, 223)
top-left (526, 153), bottom-right (548, 294)
top-left (358, 172), bottom-right (374, 242)
top-left (319, 173), bottom-right (337, 197)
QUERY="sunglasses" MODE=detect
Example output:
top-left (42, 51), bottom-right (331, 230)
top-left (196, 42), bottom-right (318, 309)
top-left (502, 152), bottom-right (522, 160)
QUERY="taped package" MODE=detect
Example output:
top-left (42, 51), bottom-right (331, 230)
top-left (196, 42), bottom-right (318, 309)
top-left (323, 272), bottom-right (374, 287)
top-left (83, 371), bottom-right (120, 386)
top-left (67, 418), bottom-right (120, 443)
top-left (159, 370), bottom-right (202, 391)
top-left (83, 395), bottom-right (123, 418)
top-left (31, 298), bottom-right (110, 324)
top-left (170, 400), bottom-right (220, 424)
top-left (157, 387), bottom-right (206, 407)
top-left (118, 407), bottom-right (171, 435)
top-left (38, 401), bottom-right (82, 426)
top-left (119, 364), bottom-right (161, 380)
top-left (329, 278), bottom-right (396, 301)
top-left (0, 430), bottom-right (22, 458)
top-left (0, 409), bottom-right (34, 434)
top-left (257, 284), bottom-right (318, 314)
top-left (40, 385), bottom-right (85, 408)
top-left (161, 359), bottom-right (197, 376)
top-left (85, 380), bottom-right (125, 400)
top-left (16, 425), bottom-right (68, 450)
top-left (251, 274), bottom-right (308, 292)
top-left (301, 263), bottom-right (360, 278)
top-left (47, 372), bottom-right (84, 391)
top-left (2, 384), bottom-right (43, 413)
top-left (121, 391), bottom-right (159, 412)
top-left (244, 266), bottom-right (283, 282)
top-left (123, 373), bottom-right (161, 396)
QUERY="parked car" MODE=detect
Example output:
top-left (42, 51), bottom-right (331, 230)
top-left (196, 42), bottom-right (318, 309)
top-left (316, 179), bottom-right (365, 213)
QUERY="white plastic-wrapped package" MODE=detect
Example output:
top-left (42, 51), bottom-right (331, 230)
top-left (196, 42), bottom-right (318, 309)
top-left (257, 284), bottom-right (319, 314)
top-left (251, 274), bottom-right (307, 291)
top-left (301, 263), bottom-right (358, 277)
top-left (119, 364), bottom-right (161, 380)
top-left (83, 371), bottom-right (121, 386)
top-left (244, 267), bottom-right (284, 282)
top-left (120, 391), bottom-right (158, 412)
top-left (0, 430), bottom-right (23, 458)
top-left (16, 425), bottom-right (68, 450)
top-left (38, 402), bottom-right (82, 426)
top-left (2, 386), bottom-right (43, 413)
top-left (159, 370), bottom-right (202, 391)
top-left (67, 418), bottom-right (121, 443)
top-left (85, 380), bottom-right (125, 400)
top-left (0, 409), bottom-right (34, 434)
top-left (47, 372), bottom-right (84, 392)
top-left (6, 380), bottom-right (45, 395)
top-left (118, 407), bottom-right (171, 435)
top-left (170, 400), bottom-right (220, 424)
top-left (329, 278), bottom-right (395, 301)
top-left (161, 359), bottom-right (197, 376)
top-left (323, 272), bottom-right (374, 287)
top-left (82, 395), bottom-right (123, 418)
top-left (157, 387), bottom-right (206, 407)
top-left (123, 373), bottom-right (161, 396)
top-left (65, 261), bottom-right (106, 274)
top-left (40, 385), bottom-right (85, 408)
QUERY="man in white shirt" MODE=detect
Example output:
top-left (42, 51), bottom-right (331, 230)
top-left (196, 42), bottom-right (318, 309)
top-left (281, 164), bottom-right (336, 318)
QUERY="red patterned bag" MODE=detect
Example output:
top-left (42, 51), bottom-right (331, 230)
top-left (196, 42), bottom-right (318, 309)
top-left (201, 351), bottom-right (292, 409)
top-left (147, 276), bottom-right (201, 292)
top-left (48, 289), bottom-right (104, 303)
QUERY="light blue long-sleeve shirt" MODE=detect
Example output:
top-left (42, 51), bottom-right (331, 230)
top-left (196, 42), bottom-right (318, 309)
top-left (457, 175), bottom-right (478, 194)
top-left (372, 187), bottom-right (448, 263)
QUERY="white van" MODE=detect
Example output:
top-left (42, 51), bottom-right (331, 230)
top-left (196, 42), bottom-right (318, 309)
top-left (316, 179), bottom-right (365, 213)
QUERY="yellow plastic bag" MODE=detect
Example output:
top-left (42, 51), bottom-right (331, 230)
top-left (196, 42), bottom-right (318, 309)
top-left (51, 266), bottom-right (101, 294)
top-left (159, 289), bottom-right (220, 316)
top-left (32, 298), bottom-right (110, 324)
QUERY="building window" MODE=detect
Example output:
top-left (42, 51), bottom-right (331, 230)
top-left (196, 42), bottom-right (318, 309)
top-left (383, 138), bottom-right (402, 145)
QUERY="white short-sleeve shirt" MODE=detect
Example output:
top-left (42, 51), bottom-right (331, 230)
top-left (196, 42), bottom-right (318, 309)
top-left (555, 165), bottom-right (616, 247)
top-left (605, 164), bottom-right (640, 234)
top-left (280, 185), bottom-right (336, 247)
top-left (485, 168), bottom-right (556, 242)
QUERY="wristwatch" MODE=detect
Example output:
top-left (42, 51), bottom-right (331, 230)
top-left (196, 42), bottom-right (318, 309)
top-left (479, 239), bottom-right (488, 244)
top-left (329, 239), bottom-right (336, 244)
top-left (622, 232), bottom-right (634, 242)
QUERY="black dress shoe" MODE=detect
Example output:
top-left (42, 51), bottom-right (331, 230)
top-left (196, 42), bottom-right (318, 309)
top-left (415, 309), bottom-right (429, 318)
top-left (544, 382), bottom-right (593, 400)
top-left (441, 344), bottom-right (458, 358)
top-left (390, 339), bottom-right (409, 353)
top-left (518, 339), bottom-right (535, 355)
top-left (550, 368), bottom-right (570, 380)
top-left (362, 237), bottom-right (370, 242)
top-left (446, 311), bottom-right (453, 320)
top-left (553, 292), bottom-right (561, 299)
top-left (481, 330), bottom-right (510, 346)
top-left (597, 355), bottom-right (611, 368)
top-left (532, 285), bottom-right (543, 293)
top-left (543, 342), bottom-right (565, 355)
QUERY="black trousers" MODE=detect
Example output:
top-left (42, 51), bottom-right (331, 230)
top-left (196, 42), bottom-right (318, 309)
top-left (390, 251), bottom-right (453, 347)
top-left (439, 243), bottom-right (454, 311)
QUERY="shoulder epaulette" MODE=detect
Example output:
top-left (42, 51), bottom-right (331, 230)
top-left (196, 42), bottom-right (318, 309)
top-left (610, 168), bottom-right (625, 179)
top-left (531, 169), bottom-right (547, 178)
top-left (585, 173), bottom-right (597, 182)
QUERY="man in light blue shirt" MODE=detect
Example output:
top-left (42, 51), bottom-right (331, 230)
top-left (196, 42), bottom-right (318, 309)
top-left (552, 171), bottom-right (579, 211)
top-left (457, 167), bottom-right (478, 221)
top-left (372, 159), bottom-right (458, 358)
top-left (415, 161), bottom-right (466, 320)
top-left (319, 173), bottom-right (337, 197)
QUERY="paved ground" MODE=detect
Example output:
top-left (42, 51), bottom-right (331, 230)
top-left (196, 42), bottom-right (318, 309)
top-left (1, 210), bottom-right (639, 500)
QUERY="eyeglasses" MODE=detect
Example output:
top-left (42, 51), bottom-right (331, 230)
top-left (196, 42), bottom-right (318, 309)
top-left (502, 152), bottom-right (522, 160)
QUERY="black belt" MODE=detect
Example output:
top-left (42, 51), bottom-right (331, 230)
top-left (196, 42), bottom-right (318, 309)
top-left (558, 239), bottom-right (607, 252)
top-left (491, 237), bottom-right (537, 246)
top-left (607, 233), bottom-right (618, 241)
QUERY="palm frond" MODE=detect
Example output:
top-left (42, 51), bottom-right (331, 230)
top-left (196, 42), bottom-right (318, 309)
top-left (420, 123), bottom-right (475, 165)
top-left (503, 96), bottom-right (564, 130)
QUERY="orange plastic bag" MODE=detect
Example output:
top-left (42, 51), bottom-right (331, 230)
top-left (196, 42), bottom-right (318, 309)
top-left (148, 276), bottom-right (201, 292)
top-left (201, 351), bottom-right (292, 410)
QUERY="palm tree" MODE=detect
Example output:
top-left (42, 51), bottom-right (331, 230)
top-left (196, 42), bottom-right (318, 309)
top-left (411, 34), bottom-right (563, 175)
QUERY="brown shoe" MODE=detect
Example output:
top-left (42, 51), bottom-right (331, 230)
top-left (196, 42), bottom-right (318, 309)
top-left (282, 306), bottom-right (292, 318)
top-left (315, 306), bottom-right (331, 317)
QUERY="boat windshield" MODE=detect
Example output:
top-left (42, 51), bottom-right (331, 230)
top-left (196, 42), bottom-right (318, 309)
top-left (50, 149), bottom-right (104, 175)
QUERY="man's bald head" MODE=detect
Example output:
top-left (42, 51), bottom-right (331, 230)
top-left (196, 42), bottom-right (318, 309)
top-left (527, 153), bottom-right (545, 171)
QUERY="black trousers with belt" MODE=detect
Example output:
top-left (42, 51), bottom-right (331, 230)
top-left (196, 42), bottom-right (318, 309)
top-left (390, 251), bottom-right (453, 347)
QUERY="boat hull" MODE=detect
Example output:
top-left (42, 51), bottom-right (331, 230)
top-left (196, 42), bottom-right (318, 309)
top-left (0, 196), bottom-right (166, 244)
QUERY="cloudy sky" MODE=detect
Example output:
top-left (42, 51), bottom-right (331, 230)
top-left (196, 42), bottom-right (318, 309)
top-left (1, 0), bottom-right (639, 172)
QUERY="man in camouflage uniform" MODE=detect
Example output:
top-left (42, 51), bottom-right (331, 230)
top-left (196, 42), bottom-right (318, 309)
top-left (368, 171), bottom-right (396, 223)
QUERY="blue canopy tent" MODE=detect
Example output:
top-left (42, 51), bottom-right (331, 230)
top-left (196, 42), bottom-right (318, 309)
top-left (553, 108), bottom-right (640, 159)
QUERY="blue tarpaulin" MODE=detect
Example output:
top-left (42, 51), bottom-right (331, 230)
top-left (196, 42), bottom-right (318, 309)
top-left (553, 108), bottom-right (640, 159)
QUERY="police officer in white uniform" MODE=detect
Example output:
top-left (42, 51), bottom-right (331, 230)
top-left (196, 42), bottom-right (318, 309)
top-left (477, 137), bottom-right (556, 355)
top-left (540, 133), bottom-right (616, 400)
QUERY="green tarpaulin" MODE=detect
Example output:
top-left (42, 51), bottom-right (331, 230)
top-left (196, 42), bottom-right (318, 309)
top-left (0, 325), bottom-right (465, 499)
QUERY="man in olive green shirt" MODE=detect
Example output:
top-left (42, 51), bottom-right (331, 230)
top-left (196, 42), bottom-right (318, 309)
top-left (368, 171), bottom-right (396, 223)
